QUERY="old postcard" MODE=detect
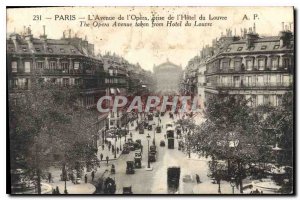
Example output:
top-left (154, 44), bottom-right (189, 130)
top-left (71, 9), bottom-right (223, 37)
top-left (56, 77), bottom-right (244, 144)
top-left (7, 6), bottom-right (294, 195)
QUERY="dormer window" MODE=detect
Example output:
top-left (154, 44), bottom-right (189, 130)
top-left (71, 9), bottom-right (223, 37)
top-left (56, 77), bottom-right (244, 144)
top-left (273, 45), bottom-right (280, 49)
top-left (48, 48), bottom-right (53, 53)
top-left (226, 48), bottom-right (231, 52)
top-left (35, 48), bottom-right (41, 52)
top-left (71, 49), bottom-right (76, 53)
top-left (261, 45), bottom-right (267, 50)
top-left (249, 46), bottom-right (255, 51)
top-left (237, 47), bottom-right (243, 51)
top-left (60, 48), bottom-right (65, 53)
top-left (22, 47), bottom-right (27, 52)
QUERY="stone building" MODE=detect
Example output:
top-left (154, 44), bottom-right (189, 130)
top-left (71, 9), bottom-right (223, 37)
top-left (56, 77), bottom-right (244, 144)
top-left (7, 26), bottom-right (107, 148)
top-left (204, 26), bottom-right (294, 107)
top-left (153, 59), bottom-right (182, 94)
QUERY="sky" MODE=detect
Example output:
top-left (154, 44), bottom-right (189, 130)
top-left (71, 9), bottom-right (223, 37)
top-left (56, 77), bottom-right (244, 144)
top-left (7, 7), bottom-right (294, 71)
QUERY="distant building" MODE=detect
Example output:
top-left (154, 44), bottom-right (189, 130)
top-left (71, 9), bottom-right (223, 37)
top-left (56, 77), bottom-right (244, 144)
top-left (153, 59), bottom-right (182, 94)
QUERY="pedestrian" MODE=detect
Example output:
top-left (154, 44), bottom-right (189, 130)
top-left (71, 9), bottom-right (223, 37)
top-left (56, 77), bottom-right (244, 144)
top-left (130, 132), bottom-right (132, 137)
top-left (84, 174), bottom-right (87, 183)
top-left (106, 156), bottom-right (109, 165)
top-left (91, 171), bottom-right (95, 182)
top-left (56, 186), bottom-right (60, 194)
top-left (112, 145), bottom-right (115, 153)
top-left (108, 145), bottom-right (111, 151)
top-left (102, 144), bottom-right (105, 150)
top-left (196, 174), bottom-right (201, 184)
top-left (48, 172), bottom-right (52, 183)
top-left (100, 153), bottom-right (103, 161)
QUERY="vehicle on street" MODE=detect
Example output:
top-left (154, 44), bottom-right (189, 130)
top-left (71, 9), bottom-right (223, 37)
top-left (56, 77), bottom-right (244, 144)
top-left (161, 112), bottom-right (165, 116)
top-left (160, 140), bottom-right (165, 147)
top-left (166, 123), bottom-right (173, 128)
top-left (135, 149), bottom-right (142, 157)
top-left (123, 186), bottom-right (133, 194)
top-left (150, 145), bottom-right (157, 153)
top-left (167, 167), bottom-right (181, 194)
top-left (149, 152), bottom-right (157, 162)
top-left (156, 126), bottom-right (162, 133)
top-left (148, 114), bottom-right (153, 121)
top-left (128, 138), bottom-right (133, 143)
top-left (111, 164), bottom-right (115, 174)
top-left (126, 161), bottom-right (135, 174)
top-left (129, 143), bottom-right (135, 151)
top-left (167, 127), bottom-right (175, 149)
top-left (134, 157), bottom-right (142, 168)
top-left (139, 127), bottom-right (144, 134)
top-left (148, 124), bottom-right (152, 131)
top-left (122, 143), bottom-right (130, 154)
top-left (155, 112), bottom-right (159, 117)
top-left (136, 139), bottom-right (142, 145)
top-left (144, 121), bottom-right (149, 129)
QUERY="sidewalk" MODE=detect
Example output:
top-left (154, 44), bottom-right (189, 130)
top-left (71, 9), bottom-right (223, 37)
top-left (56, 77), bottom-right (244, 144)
top-left (97, 137), bottom-right (123, 162)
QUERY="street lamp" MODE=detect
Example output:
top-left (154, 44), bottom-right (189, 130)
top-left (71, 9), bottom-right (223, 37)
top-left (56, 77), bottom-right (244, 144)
top-left (114, 133), bottom-right (117, 159)
top-left (146, 133), bottom-right (151, 169)
top-left (230, 177), bottom-right (235, 194)
top-left (118, 128), bottom-right (122, 151)
top-left (153, 123), bottom-right (156, 146)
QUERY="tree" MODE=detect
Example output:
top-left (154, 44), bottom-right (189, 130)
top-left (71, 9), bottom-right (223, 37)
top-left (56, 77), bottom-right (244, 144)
top-left (9, 76), bottom-right (99, 193)
top-left (190, 94), bottom-right (269, 193)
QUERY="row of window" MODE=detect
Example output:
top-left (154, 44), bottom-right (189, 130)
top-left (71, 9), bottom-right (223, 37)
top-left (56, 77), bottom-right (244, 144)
top-left (9, 77), bottom-right (83, 88)
top-left (209, 56), bottom-right (292, 72)
top-left (218, 74), bottom-right (292, 86)
top-left (245, 94), bottom-right (283, 107)
top-left (226, 44), bottom-right (282, 52)
top-left (105, 78), bottom-right (127, 84)
top-left (11, 61), bottom-right (81, 73)
top-left (16, 46), bottom-right (77, 54)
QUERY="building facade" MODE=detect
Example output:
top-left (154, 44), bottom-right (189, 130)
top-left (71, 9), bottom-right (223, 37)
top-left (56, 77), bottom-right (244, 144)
top-left (182, 25), bottom-right (294, 109)
top-left (153, 59), bottom-right (182, 94)
top-left (7, 27), bottom-right (108, 148)
top-left (204, 27), bottom-right (294, 107)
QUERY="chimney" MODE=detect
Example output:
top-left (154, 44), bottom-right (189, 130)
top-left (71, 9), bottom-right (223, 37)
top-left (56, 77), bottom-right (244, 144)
top-left (279, 29), bottom-right (293, 47)
top-left (62, 31), bottom-right (65, 39)
top-left (253, 23), bottom-right (256, 33)
top-left (246, 31), bottom-right (259, 48)
top-left (10, 33), bottom-right (20, 51)
top-left (40, 25), bottom-right (48, 50)
top-left (24, 26), bottom-right (34, 51)
top-left (68, 29), bottom-right (71, 38)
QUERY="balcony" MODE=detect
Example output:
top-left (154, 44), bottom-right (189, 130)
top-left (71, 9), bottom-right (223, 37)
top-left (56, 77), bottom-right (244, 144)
top-left (204, 65), bottom-right (293, 76)
top-left (205, 82), bottom-right (293, 90)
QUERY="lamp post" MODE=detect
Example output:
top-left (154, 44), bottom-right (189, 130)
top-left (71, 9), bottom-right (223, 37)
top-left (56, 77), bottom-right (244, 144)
top-left (153, 123), bottom-right (156, 146)
top-left (146, 133), bottom-right (151, 169)
top-left (118, 128), bottom-right (122, 151)
top-left (114, 133), bottom-right (117, 159)
top-left (230, 177), bottom-right (235, 194)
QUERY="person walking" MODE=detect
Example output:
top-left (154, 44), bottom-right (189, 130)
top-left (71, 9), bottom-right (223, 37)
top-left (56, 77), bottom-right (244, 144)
top-left (48, 172), bottom-right (52, 183)
top-left (108, 144), bottom-right (111, 151)
top-left (102, 144), bottom-right (105, 150)
top-left (84, 174), bottom-right (87, 183)
top-left (117, 147), bottom-right (119, 154)
top-left (106, 156), bottom-right (109, 165)
top-left (196, 174), bottom-right (201, 184)
top-left (91, 171), bottom-right (95, 182)
top-left (100, 153), bottom-right (103, 161)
